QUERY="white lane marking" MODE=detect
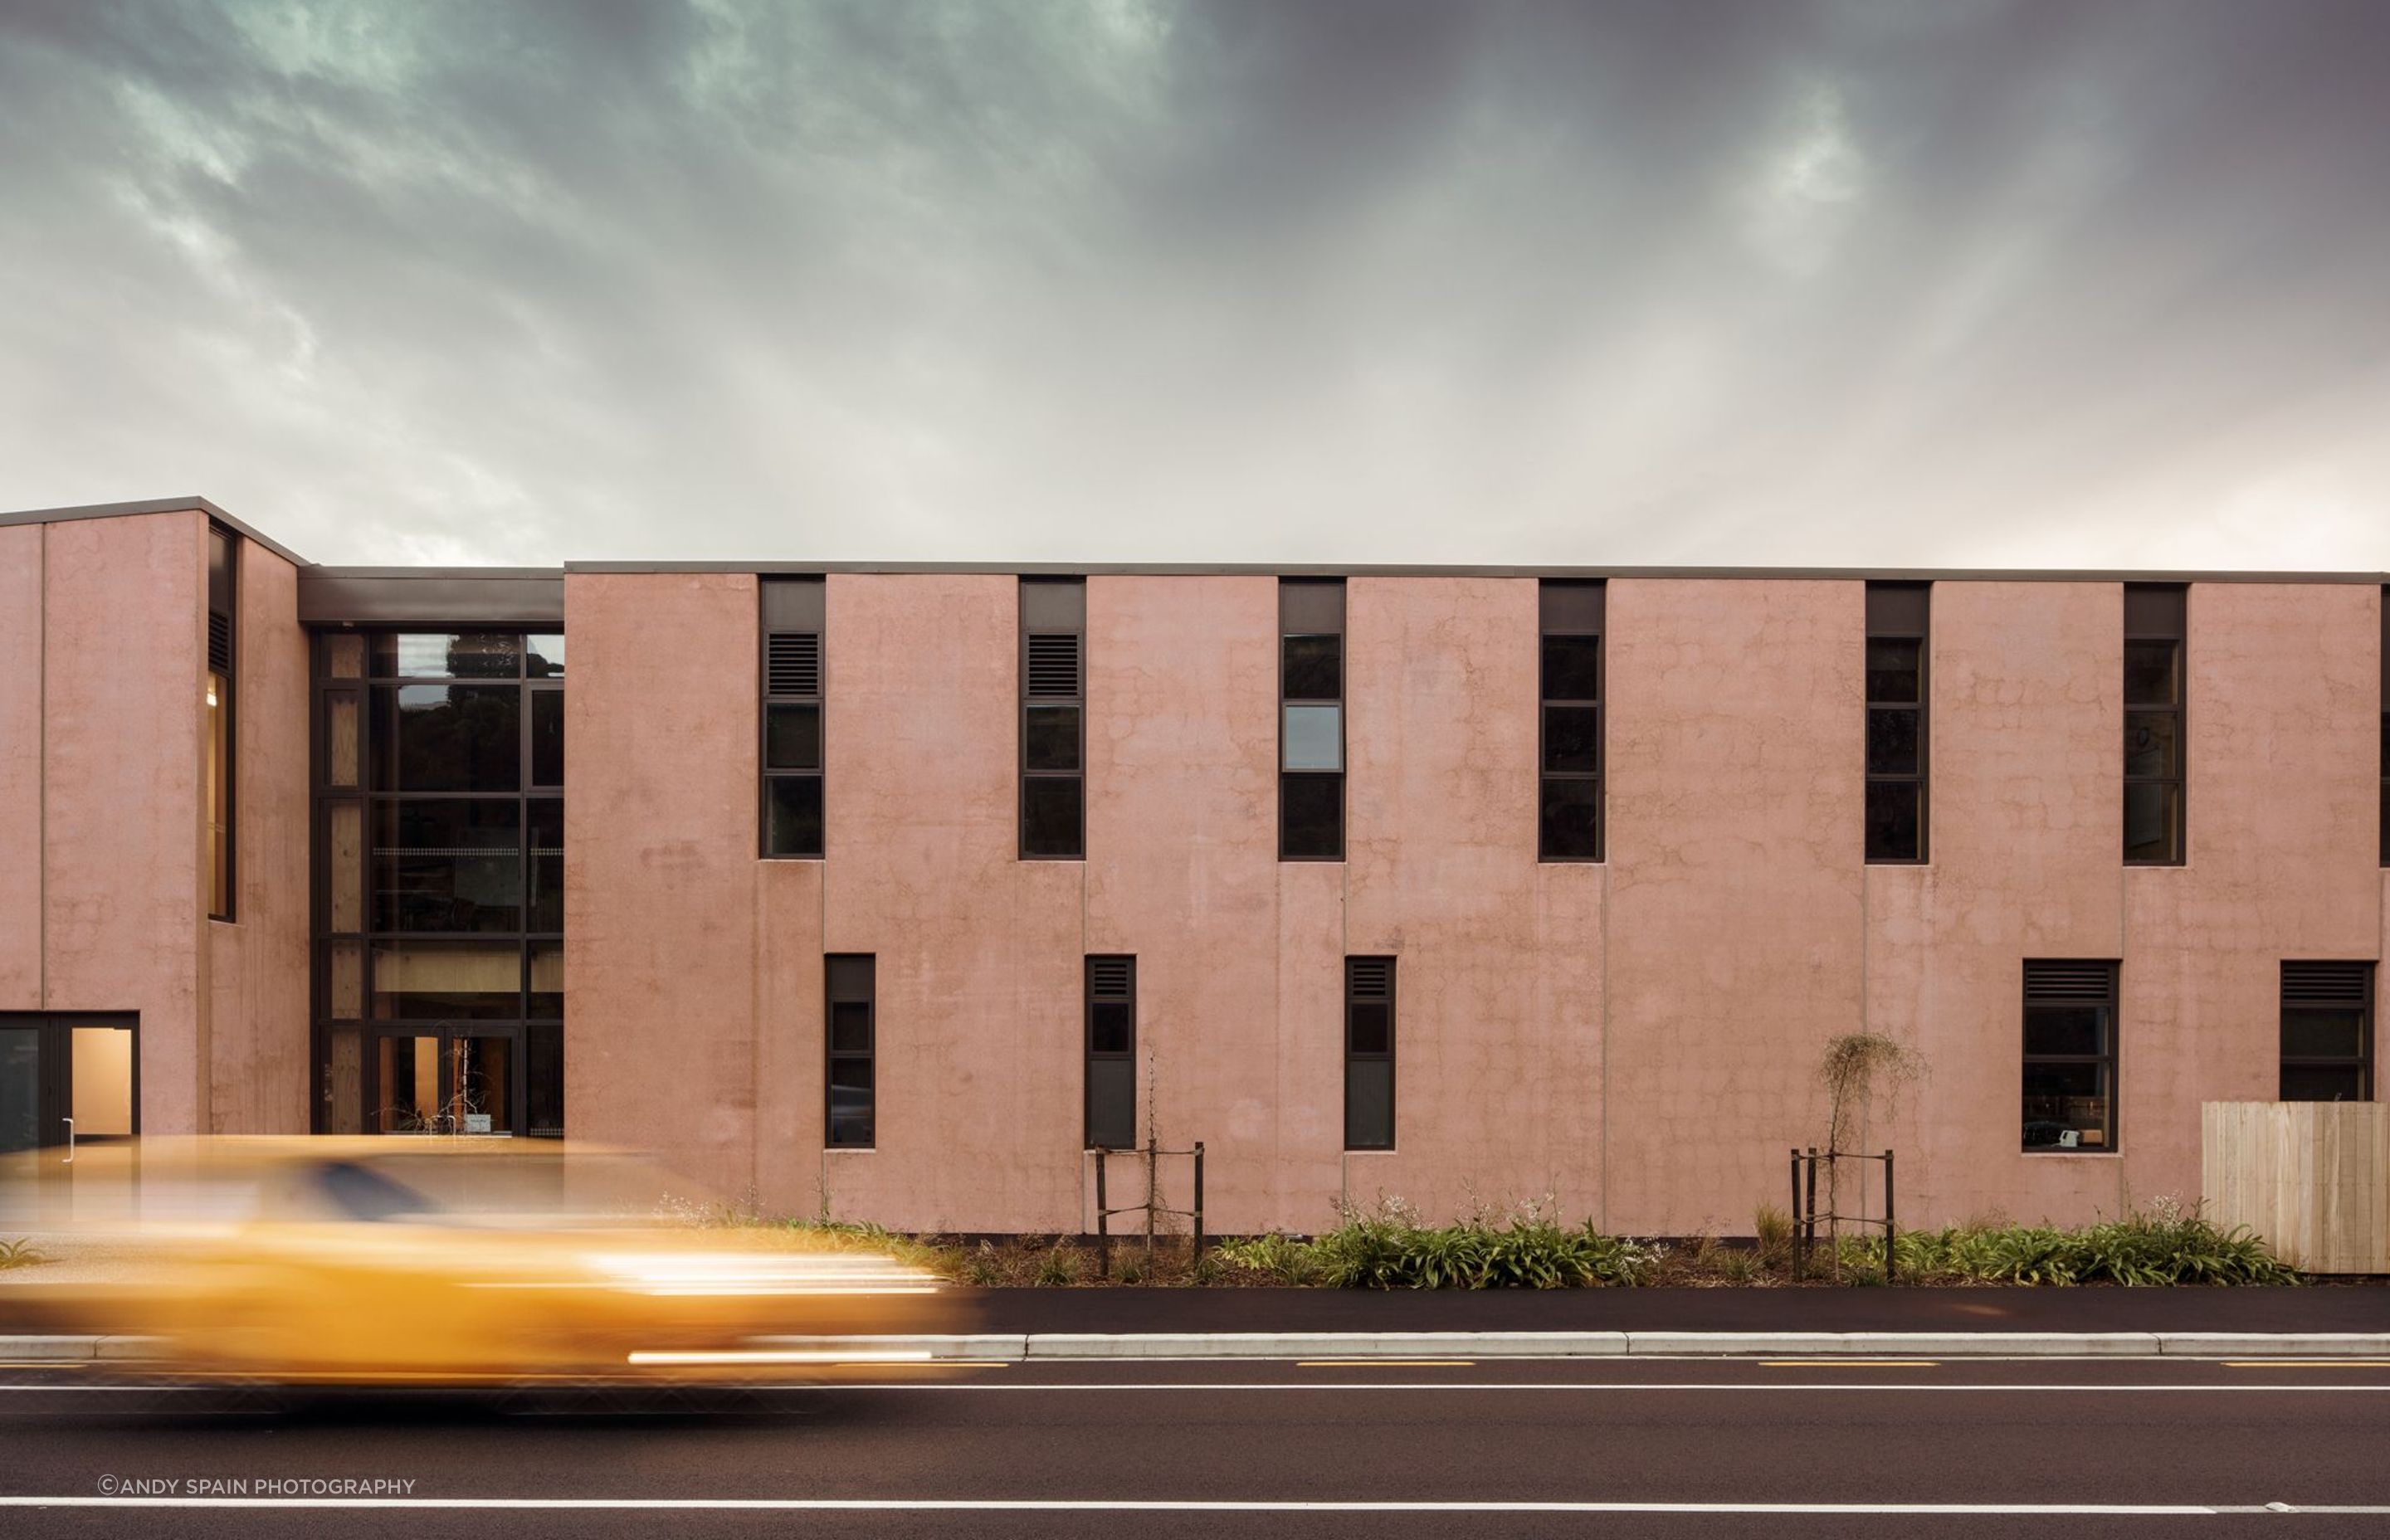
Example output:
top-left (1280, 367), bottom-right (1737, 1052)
top-left (0, 1496), bottom-right (2266, 1513)
top-left (626, 1351), bottom-right (934, 1365)
top-left (6, 1378), bottom-right (2390, 1395)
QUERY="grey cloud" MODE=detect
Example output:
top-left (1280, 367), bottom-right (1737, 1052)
top-left (1, 0), bottom-right (2385, 567)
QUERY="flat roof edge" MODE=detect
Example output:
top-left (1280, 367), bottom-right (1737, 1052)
top-left (0, 497), bottom-right (311, 568)
top-left (562, 561), bottom-right (2390, 582)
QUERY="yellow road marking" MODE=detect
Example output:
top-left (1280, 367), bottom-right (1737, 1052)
top-left (1295, 1360), bottom-right (1476, 1367)
top-left (1760, 1360), bottom-right (1939, 1367)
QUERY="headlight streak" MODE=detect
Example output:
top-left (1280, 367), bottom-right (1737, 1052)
top-left (578, 1252), bottom-right (944, 1297)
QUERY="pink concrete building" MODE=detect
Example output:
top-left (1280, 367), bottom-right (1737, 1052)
top-left (4, 497), bottom-right (2386, 1237)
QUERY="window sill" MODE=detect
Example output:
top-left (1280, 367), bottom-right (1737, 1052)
top-left (2020, 1149), bottom-right (2122, 1158)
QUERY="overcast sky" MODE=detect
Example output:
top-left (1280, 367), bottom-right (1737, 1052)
top-left (3, 1), bottom-right (2387, 569)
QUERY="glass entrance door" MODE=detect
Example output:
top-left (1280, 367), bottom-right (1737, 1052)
top-left (0, 1016), bottom-right (137, 1154)
top-left (370, 1031), bottom-right (517, 1135)
top-left (0, 1016), bottom-right (138, 1226)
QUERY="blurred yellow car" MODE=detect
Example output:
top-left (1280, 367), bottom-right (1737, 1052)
top-left (0, 1138), bottom-right (979, 1387)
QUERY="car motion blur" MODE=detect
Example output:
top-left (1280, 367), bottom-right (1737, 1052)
top-left (0, 1138), bottom-right (976, 1386)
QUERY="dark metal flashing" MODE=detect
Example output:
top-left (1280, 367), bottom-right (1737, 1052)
top-left (566, 560), bottom-right (2390, 584)
top-left (0, 497), bottom-right (310, 569)
top-left (298, 569), bottom-right (563, 626)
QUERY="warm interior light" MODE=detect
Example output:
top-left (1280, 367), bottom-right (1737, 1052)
top-left (206, 685), bottom-right (219, 708)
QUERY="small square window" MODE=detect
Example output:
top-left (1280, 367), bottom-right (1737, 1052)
top-left (1280, 775), bottom-right (1344, 860)
top-left (1282, 635), bottom-right (1341, 700)
top-left (1539, 780), bottom-right (1599, 860)
top-left (766, 704), bottom-right (822, 771)
top-left (1865, 637), bottom-right (1921, 704)
top-left (1544, 706), bottom-right (1599, 773)
top-left (1022, 776), bottom-right (1084, 859)
top-left (1282, 704), bottom-right (1344, 772)
top-left (1025, 704), bottom-right (1082, 772)
top-left (765, 775), bottom-right (823, 857)
top-left (1864, 781), bottom-right (1921, 863)
top-left (1541, 635), bottom-right (1600, 701)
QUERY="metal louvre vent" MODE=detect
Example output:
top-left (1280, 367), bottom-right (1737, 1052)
top-left (1348, 958), bottom-right (1393, 1001)
top-left (207, 611), bottom-right (231, 673)
top-left (1026, 633), bottom-right (1080, 698)
top-left (2024, 960), bottom-right (2115, 1003)
top-left (767, 632), bottom-right (820, 696)
top-left (1089, 956), bottom-right (1134, 1000)
top-left (2283, 962), bottom-right (2373, 1006)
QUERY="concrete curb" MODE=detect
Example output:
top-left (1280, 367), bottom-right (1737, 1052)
top-left (8, 1331), bottom-right (2389, 1364)
top-left (748, 1330), bottom-right (2390, 1361)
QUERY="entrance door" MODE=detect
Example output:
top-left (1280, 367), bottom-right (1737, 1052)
top-left (0, 1015), bottom-right (138, 1154)
top-left (0, 1015), bottom-right (138, 1226)
top-left (368, 1030), bottom-right (517, 1136)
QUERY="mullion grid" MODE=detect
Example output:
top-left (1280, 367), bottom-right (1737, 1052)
top-left (826, 956), bottom-right (876, 1149)
top-left (1279, 580), bottom-right (1345, 861)
top-left (315, 631), bottom-right (553, 1136)
top-left (2123, 586), bottom-right (2186, 865)
top-left (1539, 635), bottom-right (1601, 862)
top-left (1344, 957), bottom-right (1395, 1151)
top-left (1020, 579), bottom-right (1085, 860)
top-left (2280, 962), bottom-right (2374, 1101)
top-left (760, 590), bottom-right (824, 858)
top-left (1084, 956), bottom-right (1135, 1149)
top-left (1864, 587), bottom-right (1928, 865)
top-left (2022, 962), bottom-right (2119, 1153)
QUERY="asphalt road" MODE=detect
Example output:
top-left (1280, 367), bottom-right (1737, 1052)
top-left (2, 1357), bottom-right (2388, 1538)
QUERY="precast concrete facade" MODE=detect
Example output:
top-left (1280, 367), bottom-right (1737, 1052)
top-left (2, 499), bottom-right (2385, 1239)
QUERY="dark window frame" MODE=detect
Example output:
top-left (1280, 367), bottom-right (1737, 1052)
top-left (1084, 954), bottom-right (1135, 1149)
top-left (206, 523), bottom-right (237, 921)
top-left (760, 578), bottom-right (826, 860)
top-left (2022, 959), bottom-right (2119, 1153)
top-left (308, 628), bottom-right (563, 1140)
top-left (2123, 583), bottom-right (2187, 866)
top-left (826, 953), bottom-right (876, 1149)
top-left (1280, 578), bottom-right (1347, 862)
top-left (1344, 955), bottom-right (1396, 1151)
top-left (2281, 961), bottom-right (2374, 1103)
top-left (1020, 577), bottom-right (1086, 860)
top-left (1538, 580), bottom-right (1604, 862)
top-left (1865, 582), bottom-right (1930, 865)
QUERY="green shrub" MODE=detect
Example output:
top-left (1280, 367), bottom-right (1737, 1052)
top-left (0, 1238), bottom-right (44, 1270)
top-left (1034, 1242), bottom-right (1085, 1287)
top-left (1888, 1204), bottom-right (2297, 1286)
top-left (1220, 1232), bottom-right (1324, 1285)
top-left (1752, 1203), bottom-right (1793, 1264)
top-left (1229, 1206), bottom-right (1659, 1290)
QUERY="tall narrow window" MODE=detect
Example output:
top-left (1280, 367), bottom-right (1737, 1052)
top-left (1344, 956), bottom-right (1395, 1150)
top-left (2281, 962), bottom-right (2374, 1103)
top-left (1021, 578), bottom-right (1085, 859)
top-left (1085, 955), bottom-right (1135, 1148)
top-left (826, 954), bottom-right (875, 1148)
top-left (206, 524), bottom-right (236, 919)
top-left (1865, 582), bottom-right (1929, 863)
top-left (2123, 583), bottom-right (2186, 865)
top-left (761, 578), bottom-right (825, 859)
top-left (1280, 579), bottom-right (1345, 860)
top-left (2022, 960), bottom-right (2118, 1152)
top-left (1539, 581), bottom-right (1603, 861)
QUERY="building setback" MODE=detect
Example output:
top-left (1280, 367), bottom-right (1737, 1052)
top-left (2, 497), bottom-right (2386, 1237)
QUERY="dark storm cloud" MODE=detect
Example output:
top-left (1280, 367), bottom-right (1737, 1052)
top-left (2, 0), bottom-right (2386, 565)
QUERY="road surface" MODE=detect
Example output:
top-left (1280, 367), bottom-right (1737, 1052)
top-left (2, 1355), bottom-right (2387, 1536)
